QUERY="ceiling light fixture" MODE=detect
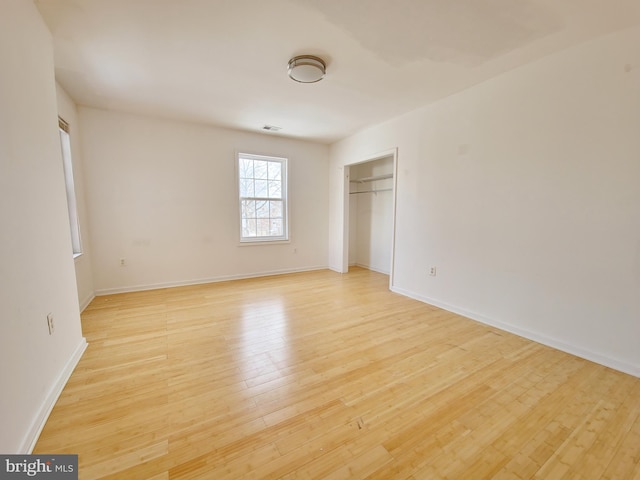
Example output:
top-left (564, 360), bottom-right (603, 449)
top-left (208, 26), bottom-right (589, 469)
top-left (287, 55), bottom-right (326, 83)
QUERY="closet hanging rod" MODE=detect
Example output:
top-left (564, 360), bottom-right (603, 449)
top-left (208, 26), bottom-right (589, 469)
top-left (349, 188), bottom-right (393, 195)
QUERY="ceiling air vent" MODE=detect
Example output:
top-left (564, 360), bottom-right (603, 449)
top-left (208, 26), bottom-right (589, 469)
top-left (262, 125), bottom-right (282, 131)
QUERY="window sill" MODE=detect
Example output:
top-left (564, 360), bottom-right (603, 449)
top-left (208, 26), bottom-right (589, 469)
top-left (238, 239), bottom-right (290, 247)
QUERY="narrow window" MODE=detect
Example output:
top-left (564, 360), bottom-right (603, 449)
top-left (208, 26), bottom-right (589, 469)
top-left (59, 118), bottom-right (82, 257)
top-left (238, 153), bottom-right (288, 243)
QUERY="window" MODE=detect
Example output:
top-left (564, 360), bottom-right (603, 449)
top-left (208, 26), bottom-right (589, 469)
top-left (238, 153), bottom-right (288, 243)
top-left (59, 118), bottom-right (82, 257)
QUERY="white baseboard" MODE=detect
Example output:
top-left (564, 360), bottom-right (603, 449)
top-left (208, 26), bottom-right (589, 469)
top-left (79, 292), bottom-right (95, 312)
top-left (22, 338), bottom-right (88, 453)
top-left (353, 263), bottom-right (390, 275)
top-left (391, 286), bottom-right (639, 378)
top-left (94, 265), bottom-right (329, 296)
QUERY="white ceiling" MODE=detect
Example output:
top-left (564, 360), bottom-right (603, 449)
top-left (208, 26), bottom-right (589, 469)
top-left (35, 0), bottom-right (640, 144)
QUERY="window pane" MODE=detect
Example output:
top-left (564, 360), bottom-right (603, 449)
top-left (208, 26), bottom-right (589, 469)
top-left (269, 200), bottom-right (282, 218)
top-left (257, 219), bottom-right (270, 237)
top-left (270, 219), bottom-right (283, 236)
top-left (268, 162), bottom-right (281, 181)
top-left (268, 180), bottom-right (281, 199)
top-left (243, 219), bottom-right (257, 237)
top-left (240, 178), bottom-right (254, 197)
top-left (239, 159), bottom-right (254, 178)
top-left (256, 200), bottom-right (269, 218)
top-left (241, 200), bottom-right (255, 219)
top-left (254, 179), bottom-right (268, 198)
top-left (59, 128), bottom-right (82, 255)
top-left (254, 160), bottom-right (268, 180)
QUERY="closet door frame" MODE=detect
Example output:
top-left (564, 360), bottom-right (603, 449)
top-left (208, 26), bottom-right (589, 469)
top-left (341, 148), bottom-right (398, 290)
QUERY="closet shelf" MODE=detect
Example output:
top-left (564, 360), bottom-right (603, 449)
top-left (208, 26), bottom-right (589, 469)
top-left (350, 173), bottom-right (393, 183)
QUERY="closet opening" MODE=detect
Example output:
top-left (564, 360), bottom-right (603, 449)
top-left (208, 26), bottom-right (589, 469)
top-left (343, 149), bottom-right (398, 288)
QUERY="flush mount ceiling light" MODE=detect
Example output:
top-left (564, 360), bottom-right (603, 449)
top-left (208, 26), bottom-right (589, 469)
top-left (287, 55), bottom-right (326, 83)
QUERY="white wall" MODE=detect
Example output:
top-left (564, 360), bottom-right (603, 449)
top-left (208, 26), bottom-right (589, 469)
top-left (56, 84), bottom-right (95, 311)
top-left (349, 157), bottom-right (394, 274)
top-left (79, 107), bottom-right (329, 293)
top-left (330, 26), bottom-right (640, 376)
top-left (0, 0), bottom-right (86, 453)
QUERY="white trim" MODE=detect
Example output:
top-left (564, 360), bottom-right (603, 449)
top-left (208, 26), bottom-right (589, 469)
top-left (94, 266), bottom-right (328, 296)
top-left (238, 239), bottom-right (291, 247)
top-left (79, 292), bottom-right (95, 312)
top-left (22, 338), bottom-right (88, 453)
top-left (390, 285), bottom-right (639, 378)
top-left (353, 263), bottom-right (390, 275)
top-left (237, 152), bottom-right (289, 243)
top-left (341, 148), bottom-right (398, 285)
top-left (388, 148), bottom-right (399, 291)
top-left (341, 166), bottom-right (350, 273)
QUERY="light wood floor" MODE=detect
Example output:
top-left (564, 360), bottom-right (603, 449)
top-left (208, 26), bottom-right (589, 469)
top-left (35, 268), bottom-right (640, 479)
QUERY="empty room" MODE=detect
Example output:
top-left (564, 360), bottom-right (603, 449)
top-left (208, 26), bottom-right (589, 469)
top-left (1, 0), bottom-right (639, 478)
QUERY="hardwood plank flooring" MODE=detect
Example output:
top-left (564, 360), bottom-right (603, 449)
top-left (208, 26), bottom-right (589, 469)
top-left (34, 268), bottom-right (640, 479)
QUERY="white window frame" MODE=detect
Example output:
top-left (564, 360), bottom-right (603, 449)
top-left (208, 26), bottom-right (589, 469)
top-left (237, 152), bottom-right (289, 244)
top-left (59, 118), bottom-right (82, 258)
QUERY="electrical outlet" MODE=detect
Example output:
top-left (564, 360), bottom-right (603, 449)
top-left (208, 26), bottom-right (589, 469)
top-left (429, 267), bottom-right (437, 276)
top-left (47, 313), bottom-right (54, 335)
top-left (120, 258), bottom-right (126, 266)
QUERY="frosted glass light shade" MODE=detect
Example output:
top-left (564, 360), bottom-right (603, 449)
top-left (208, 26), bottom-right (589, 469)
top-left (287, 55), bottom-right (326, 83)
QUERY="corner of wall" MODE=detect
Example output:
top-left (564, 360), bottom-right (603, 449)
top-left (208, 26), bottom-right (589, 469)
top-left (22, 338), bottom-right (87, 453)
